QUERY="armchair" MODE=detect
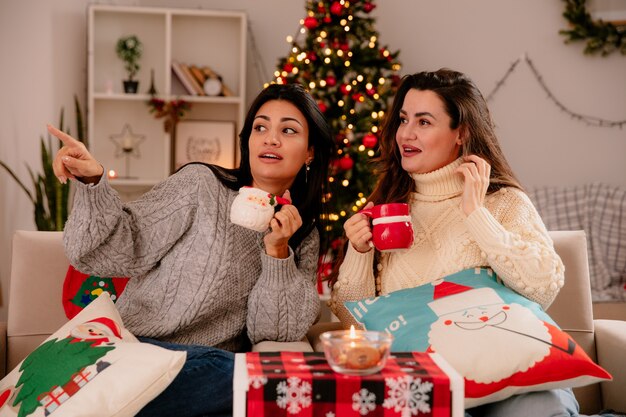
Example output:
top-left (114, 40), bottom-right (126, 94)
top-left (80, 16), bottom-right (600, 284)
top-left (0, 230), bottom-right (311, 379)
top-left (306, 230), bottom-right (626, 415)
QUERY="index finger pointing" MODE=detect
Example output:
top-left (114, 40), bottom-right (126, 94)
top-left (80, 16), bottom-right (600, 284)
top-left (47, 124), bottom-right (81, 146)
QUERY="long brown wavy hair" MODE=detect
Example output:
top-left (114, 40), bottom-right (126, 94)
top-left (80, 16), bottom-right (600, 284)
top-left (328, 68), bottom-right (522, 286)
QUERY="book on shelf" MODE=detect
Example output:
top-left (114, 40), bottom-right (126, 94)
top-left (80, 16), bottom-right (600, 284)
top-left (180, 63), bottom-right (205, 96)
top-left (189, 65), bottom-right (207, 87)
top-left (171, 60), bottom-right (198, 96)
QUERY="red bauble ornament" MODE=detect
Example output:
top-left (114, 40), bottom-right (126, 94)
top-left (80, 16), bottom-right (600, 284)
top-left (362, 133), bottom-right (378, 148)
top-left (330, 1), bottom-right (343, 15)
top-left (340, 42), bottom-right (350, 52)
top-left (307, 51), bottom-right (317, 61)
top-left (324, 15), bottom-right (332, 23)
top-left (340, 84), bottom-right (350, 95)
top-left (317, 4), bottom-right (326, 13)
top-left (363, 2), bottom-right (376, 13)
top-left (331, 237), bottom-right (344, 250)
top-left (317, 101), bottom-right (328, 113)
top-left (326, 75), bottom-right (337, 87)
top-left (304, 16), bottom-right (318, 29)
top-left (351, 93), bottom-right (363, 102)
top-left (283, 63), bottom-right (294, 73)
top-left (338, 155), bottom-right (354, 170)
top-left (366, 87), bottom-right (376, 96)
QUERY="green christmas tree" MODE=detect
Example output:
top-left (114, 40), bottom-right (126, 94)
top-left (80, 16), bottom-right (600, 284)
top-left (71, 275), bottom-right (121, 309)
top-left (272, 0), bottom-right (401, 276)
top-left (13, 338), bottom-right (113, 417)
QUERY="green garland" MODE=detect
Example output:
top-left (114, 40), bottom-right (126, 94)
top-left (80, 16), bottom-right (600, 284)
top-left (560, 0), bottom-right (626, 56)
top-left (559, 0), bottom-right (626, 56)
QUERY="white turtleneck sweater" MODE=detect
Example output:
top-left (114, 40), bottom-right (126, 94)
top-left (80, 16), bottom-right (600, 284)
top-left (330, 158), bottom-right (565, 328)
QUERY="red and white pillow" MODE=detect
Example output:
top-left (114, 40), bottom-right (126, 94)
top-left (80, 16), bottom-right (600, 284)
top-left (0, 293), bottom-right (185, 417)
top-left (344, 268), bottom-right (612, 408)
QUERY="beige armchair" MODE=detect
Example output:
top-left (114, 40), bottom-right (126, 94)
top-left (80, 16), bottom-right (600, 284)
top-left (306, 230), bottom-right (626, 415)
top-left (0, 230), bottom-right (311, 379)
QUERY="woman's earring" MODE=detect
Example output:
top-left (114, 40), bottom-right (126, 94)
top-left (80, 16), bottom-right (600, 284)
top-left (305, 161), bottom-right (311, 183)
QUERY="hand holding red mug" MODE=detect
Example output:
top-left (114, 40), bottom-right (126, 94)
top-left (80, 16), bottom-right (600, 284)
top-left (345, 202), bottom-right (414, 253)
top-left (344, 202), bottom-right (375, 253)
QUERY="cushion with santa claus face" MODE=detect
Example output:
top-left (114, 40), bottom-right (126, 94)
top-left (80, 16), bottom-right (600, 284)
top-left (0, 293), bottom-right (185, 417)
top-left (344, 268), bottom-right (611, 408)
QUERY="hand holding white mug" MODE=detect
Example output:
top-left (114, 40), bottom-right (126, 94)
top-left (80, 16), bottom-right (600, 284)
top-left (48, 124), bottom-right (104, 184)
top-left (264, 190), bottom-right (301, 259)
top-left (344, 201), bottom-right (374, 253)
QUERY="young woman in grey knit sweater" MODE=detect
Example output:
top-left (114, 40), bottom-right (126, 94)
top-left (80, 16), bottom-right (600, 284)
top-left (49, 83), bottom-right (335, 417)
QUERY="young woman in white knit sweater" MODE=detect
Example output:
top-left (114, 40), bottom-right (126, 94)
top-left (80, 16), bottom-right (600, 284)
top-left (329, 69), bottom-right (586, 416)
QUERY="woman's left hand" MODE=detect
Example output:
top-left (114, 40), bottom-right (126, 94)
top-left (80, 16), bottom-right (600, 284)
top-left (456, 154), bottom-right (491, 216)
top-left (264, 190), bottom-right (302, 259)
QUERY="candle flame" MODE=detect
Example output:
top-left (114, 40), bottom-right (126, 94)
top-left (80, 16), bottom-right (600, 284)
top-left (349, 325), bottom-right (356, 339)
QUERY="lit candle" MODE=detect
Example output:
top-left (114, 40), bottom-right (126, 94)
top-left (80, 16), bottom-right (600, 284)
top-left (107, 169), bottom-right (118, 179)
top-left (344, 325), bottom-right (381, 370)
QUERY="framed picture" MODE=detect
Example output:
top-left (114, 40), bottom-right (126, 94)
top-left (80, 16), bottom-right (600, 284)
top-left (174, 120), bottom-right (236, 171)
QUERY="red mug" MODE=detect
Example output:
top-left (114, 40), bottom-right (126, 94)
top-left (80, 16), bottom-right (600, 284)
top-left (360, 203), bottom-right (414, 252)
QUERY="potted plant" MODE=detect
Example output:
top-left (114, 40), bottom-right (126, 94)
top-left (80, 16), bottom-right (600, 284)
top-left (116, 35), bottom-right (143, 93)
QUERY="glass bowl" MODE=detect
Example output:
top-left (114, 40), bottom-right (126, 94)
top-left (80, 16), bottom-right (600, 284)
top-left (320, 329), bottom-right (393, 376)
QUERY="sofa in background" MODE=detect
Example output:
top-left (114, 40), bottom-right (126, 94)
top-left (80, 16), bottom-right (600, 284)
top-left (2, 230), bottom-right (625, 415)
top-left (0, 231), bottom-right (311, 379)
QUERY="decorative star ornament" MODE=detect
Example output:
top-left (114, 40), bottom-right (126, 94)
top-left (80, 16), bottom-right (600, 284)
top-left (109, 124), bottom-right (145, 158)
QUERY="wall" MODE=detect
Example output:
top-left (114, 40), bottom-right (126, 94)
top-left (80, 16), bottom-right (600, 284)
top-left (0, 0), bottom-right (624, 320)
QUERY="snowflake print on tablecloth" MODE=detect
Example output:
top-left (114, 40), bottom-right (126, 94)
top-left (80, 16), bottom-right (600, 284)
top-left (276, 376), bottom-right (312, 414)
top-left (248, 375), bottom-right (268, 389)
top-left (352, 388), bottom-right (377, 415)
top-left (383, 375), bottom-right (433, 417)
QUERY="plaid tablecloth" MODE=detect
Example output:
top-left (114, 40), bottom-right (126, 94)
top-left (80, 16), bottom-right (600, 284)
top-left (236, 351), bottom-right (457, 417)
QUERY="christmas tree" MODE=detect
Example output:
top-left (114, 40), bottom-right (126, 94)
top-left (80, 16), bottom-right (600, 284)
top-left (13, 338), bottom-right (113, 417)
top-left (272, 0), bottom-right (401, 278)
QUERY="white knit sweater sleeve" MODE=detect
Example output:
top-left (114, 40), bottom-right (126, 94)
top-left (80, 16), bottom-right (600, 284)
top-left (329, 244), bottom-right (376, 329)
top-left (464, 188), bottom-right (565, 309)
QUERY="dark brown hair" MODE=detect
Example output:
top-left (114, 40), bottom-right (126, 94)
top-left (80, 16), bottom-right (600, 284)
top-left (369, 68), bottom-right (521, 205)
top-left (327, 68), bottom-right (522, 287)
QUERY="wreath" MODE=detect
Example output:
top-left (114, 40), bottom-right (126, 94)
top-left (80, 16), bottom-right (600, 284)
top-left (560, 0), bottom-right (625, 56)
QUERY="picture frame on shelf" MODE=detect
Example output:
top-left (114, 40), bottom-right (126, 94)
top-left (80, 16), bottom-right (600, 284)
top-left (174, 120), bottom-right (236, 171)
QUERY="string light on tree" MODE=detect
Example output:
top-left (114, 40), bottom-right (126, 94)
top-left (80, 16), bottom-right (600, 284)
top-left (272, 0), bottom-right (401, 281)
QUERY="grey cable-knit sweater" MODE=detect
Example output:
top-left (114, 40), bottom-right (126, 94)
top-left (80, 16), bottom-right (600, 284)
top-left (63, 164), bottom-right (321, 352)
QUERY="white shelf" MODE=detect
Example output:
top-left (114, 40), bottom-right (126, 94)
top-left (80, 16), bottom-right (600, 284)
top-left (88, 5), bottom-right (247, 199)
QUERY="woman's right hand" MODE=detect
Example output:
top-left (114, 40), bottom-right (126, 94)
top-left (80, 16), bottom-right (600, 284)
top-left (344, 201), bottom-right (374, 253)
top-left (48, 124), bottom-right (104, 184)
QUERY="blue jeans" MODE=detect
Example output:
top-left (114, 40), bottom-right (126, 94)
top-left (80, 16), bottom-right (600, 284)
top-left (135, 337), bottom-right (234, 417)
top-left (465, 388), bottom-right (580, 417)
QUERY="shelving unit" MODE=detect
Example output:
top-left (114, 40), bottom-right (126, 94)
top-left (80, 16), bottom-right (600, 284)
top-left (88, 5), bottom-right (246, 199)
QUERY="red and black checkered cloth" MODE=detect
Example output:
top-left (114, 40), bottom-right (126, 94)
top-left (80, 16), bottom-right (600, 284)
top-left (244, 351), bottom-right (451, 417)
